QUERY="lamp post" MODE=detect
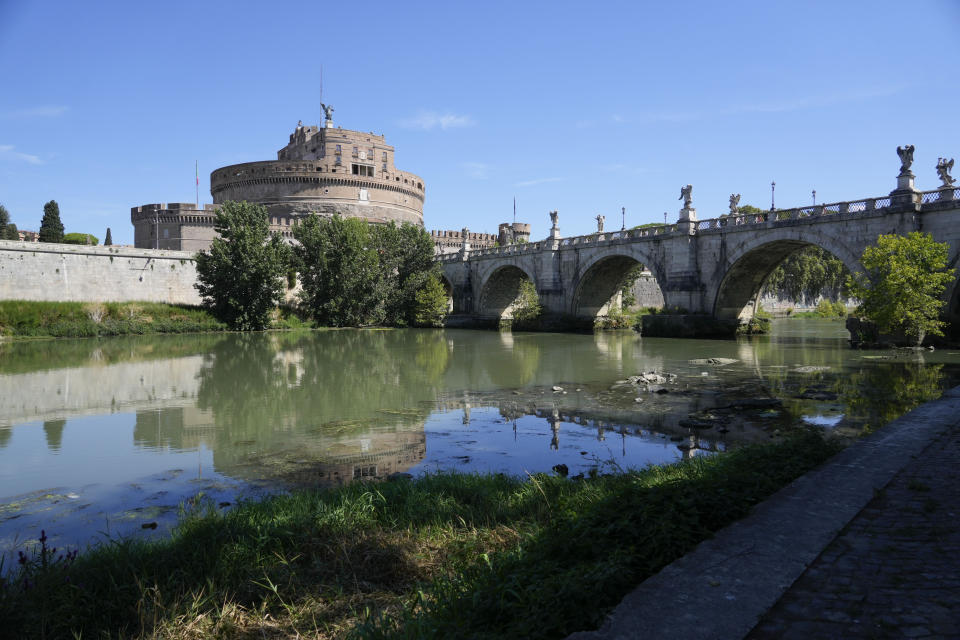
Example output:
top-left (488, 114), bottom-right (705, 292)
top-left (812, 189), bottom-right (816, 205)
top-left (663, 211), bottom-right (667, 225)
top-left (770, 181), bottom-right (776, 211)
top-left (621, 206), bottom-right (625, 231)
top-left (154, 207), bottom-right (159, 250)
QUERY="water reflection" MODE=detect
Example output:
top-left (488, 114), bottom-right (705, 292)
top-left (2, 320), bottom-right (960, 557)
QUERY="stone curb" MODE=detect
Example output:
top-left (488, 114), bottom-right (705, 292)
top-left (566, 386), bottom-right (960, 640)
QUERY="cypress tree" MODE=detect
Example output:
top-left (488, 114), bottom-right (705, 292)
top-left (39, 200), bottom-right (64, 243)
top-left (105, 227), bottom-right (113, 246)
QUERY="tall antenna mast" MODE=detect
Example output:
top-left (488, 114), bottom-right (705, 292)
top-left (319, 65), bottom-right (323, 117)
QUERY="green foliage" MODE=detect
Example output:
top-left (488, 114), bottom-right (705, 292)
top-left (0, 301), bottom-right (225, 337)
top-left (511, 278), bottom-right (542, 322)
top-left (62, 232), bottom-right (99, 245)
top-left (292, 216), bottom-right (446, 327)
top-left (371, 221), bottom-right (441, 326)
top-left (737, 306), bottom-right (772, 335)
top-left (292, 215), bottom-right (386, 327)
top-left (412, 272), bottom-right (451, 327)
top-left (194, 201), bottom-right (290, 331)
top-left (0, 431), bottom-right (838, 640)
top-left (736, 204), bottom-right (766, 215)
top-left (846, 232), bottom-right (954, 344)
top-left (0, 203), bottom-right (16, 239)
top-left (762, 246), bottom-right (849, 303)
top-left (38, 200), bottom-right (64, 243)
top-left (814, 300), bottom-right (847, 318)
top-left (104, 227), bottom-right (113, 246)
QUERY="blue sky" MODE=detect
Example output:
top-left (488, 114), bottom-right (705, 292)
top-left (1, 0), bottom-right (958, 245)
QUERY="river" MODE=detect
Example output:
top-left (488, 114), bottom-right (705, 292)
top-left (2, 319), bottom-right (959, 559)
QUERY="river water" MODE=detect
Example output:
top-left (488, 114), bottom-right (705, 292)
top-left (2, 319), bottom-right (959, 559)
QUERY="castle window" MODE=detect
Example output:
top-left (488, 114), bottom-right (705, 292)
top-left (352, 146), bottom-right (359, 158)
top-left (335, 144), bottom-right (341, 155)
top-left (319, 144), bottom-right (325, 158)
top-left (382, 151), bottom-right (387, 162)
top-left (368, 148), bottom-right (374, 160)
top-left (335, 156), bottom-right (342, 166)
top-left (382, 163), bottom-right (387, 173)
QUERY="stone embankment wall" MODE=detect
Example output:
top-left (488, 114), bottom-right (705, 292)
top-left (628, 273), bottom-right (665, 309)
top-left (0, 240), bottom-right (201, 305)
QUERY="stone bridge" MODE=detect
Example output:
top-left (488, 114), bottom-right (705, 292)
top-left (439, 181), bottom-right (960, 331)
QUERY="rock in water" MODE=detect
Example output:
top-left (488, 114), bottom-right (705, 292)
top-left (552, 463), bottom-right (569, 477)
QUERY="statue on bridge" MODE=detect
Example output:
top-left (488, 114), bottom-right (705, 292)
top-left (595, 214), bottom-right (605, 233)
top-left (728, 193), bottom-right (741, 215)
top-left (679, 184), bottom-right (693, 208)
top-left (937, 157), bottom-right (956, 188)
top-left (897, 144), bottom-right (915, 175)
top-left (549, 210), bottom-right (559, 229)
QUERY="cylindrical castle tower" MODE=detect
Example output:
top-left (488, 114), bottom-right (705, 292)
top-left (211, 118), bottom-right (425, 228)
top-left (131, 111), bottom-right (425, 250)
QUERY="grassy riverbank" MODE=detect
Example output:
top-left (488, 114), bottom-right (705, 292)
top-left (0, 430), bottom-right (840, 639)
top-left (0, 301), bottom-right (313, 338)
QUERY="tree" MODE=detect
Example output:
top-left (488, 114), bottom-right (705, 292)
top-left (291, 216), bottom-right (446, 328)
top-left (846, 232), bottom-right (954, 345)
top-left (104, 228), bottom-right (113, 246)
top-left (411, 272), bottom-right (450, 327)
top-left (763, 246), bottom-right (849, 303)
top-left (370, 221), bottom-right (442, 325)
top-left (0, 204), bottom-right (17, 240)
top-left (194, 201), bottom-right (290, 331)
top-left (292, 215), bottom-right (386, 327)
top-left (39, 200), bottom-right (64, 243)
top-left (0, 204), bottom-right (9, 239)
top-left (62, 232), bottom-right (99, 245)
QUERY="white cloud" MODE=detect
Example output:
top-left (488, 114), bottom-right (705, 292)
top-left (515, 177), bottom-right (562, 188)
top-left (401, 110), bottom-right (475, 130)
top-left (1, 105), bottom-right (69, 118)
top-left (0, 144), bottom-right (42, 165)
top-left (463, 162), bottom-right (489, 179)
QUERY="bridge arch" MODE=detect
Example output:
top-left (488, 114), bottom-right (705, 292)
top-left (570, 247), bottom-right (665, 320)
top-left (477, 264), bottom-right (538, 320)
top-left (438, 273), bottom-right (454, 313)
top-left (710, 229), bottom-right (863, 321)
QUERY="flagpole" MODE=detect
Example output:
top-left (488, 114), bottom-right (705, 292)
top-left (195, 160), bottom-right (199, 209)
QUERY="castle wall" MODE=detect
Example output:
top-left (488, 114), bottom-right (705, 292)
top-left (0, 240), bottom-right (200, 305)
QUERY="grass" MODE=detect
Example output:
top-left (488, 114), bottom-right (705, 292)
top-left (0, 300), bottom-right (226, 337)
top-left (0, 301), bottom-right (315, 338)
top-left (0, 430), bottom-right (840, 640)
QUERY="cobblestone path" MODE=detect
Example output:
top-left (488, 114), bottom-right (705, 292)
top-left (748, 426), bottom-right (960, 639)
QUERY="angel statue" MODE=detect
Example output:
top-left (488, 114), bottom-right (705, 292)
top-left (679, 184), bottom-right (693, 208)
top-left (728, 193), bottom-right (741, 215)
top-left (897, 144), bottom-right (915, 175)
top-left (937, 157), bottom-right (956, 188)
top-left (549, 210), bottom-right (559, 228)
top-left (595, 214), bottom-right (605, 233)
top-left (321, 103), bottom-right (335, 122)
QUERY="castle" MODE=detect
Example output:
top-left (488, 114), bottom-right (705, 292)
top-left (131, 108), bottom-right (527, 253)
